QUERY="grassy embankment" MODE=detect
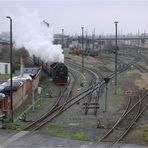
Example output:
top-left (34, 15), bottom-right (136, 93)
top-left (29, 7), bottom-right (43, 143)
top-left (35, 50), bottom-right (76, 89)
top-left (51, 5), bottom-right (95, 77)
top-left (6, 72), bottom-right (58, 130)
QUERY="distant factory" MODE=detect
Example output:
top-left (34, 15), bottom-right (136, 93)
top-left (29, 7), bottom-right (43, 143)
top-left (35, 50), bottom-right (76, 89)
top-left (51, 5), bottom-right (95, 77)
top-left (54, 33), bottom-right (148, 51)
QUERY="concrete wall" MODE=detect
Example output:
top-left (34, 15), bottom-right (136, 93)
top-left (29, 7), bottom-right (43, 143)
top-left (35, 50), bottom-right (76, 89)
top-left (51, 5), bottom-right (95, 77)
top-left (9, 69), bottom-right (41, 110)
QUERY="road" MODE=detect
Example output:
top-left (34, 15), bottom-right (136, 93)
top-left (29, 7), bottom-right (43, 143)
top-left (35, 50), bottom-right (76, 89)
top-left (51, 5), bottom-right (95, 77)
top-left (0, 129), bottom-right (147, 148)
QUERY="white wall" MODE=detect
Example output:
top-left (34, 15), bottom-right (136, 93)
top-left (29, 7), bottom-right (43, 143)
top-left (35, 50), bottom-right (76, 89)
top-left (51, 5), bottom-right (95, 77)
top-left (0, 62), bottom-right (10, 74)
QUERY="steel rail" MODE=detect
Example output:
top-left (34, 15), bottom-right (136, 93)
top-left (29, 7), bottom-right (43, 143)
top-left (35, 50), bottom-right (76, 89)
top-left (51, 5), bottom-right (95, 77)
top-left (113, 103), bottom-right (148, 145)
top-left (32, 60), bottom-right (136, 130)
top-left (24, 57), bottom-right (137, 131)
top-left (23, 71), bottom-right (75, 131)
top-left (98, 96), bottom-right (132, 142)
top-left (98, 91), bottom-right (148, 145)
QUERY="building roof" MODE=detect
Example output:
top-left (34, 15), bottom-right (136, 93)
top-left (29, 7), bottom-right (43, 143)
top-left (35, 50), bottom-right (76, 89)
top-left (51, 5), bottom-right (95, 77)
top-left (24, 67), bottom-right (40, 74)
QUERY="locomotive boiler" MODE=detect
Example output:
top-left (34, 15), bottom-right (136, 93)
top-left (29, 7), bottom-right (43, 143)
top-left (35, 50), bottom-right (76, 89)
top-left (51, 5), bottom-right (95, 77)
top-left (50, 62), bottom-right (68, 85)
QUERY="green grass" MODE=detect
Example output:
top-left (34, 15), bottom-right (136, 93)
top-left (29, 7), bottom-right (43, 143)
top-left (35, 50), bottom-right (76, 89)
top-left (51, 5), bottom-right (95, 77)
top-left (79, 120), bottom-right (97, 128)
top-left (47, 123), bottom-right (71, 138)
top-left (1, 116), bottom-right (22, 130)
top-left (6, 121), bottom-right (22, 130)
top-left (108, 87), bottom-right (125, 115)
top-left (14, 92), bottom-right (55, 123)
top-left (13, 72), bottom-right (58, 126)
top-left (119, 55), bottom-right (134, 63)
top-left (132, 125), bottom-right (148, 145)
top-left (105, 63), bottom-right (115, 71)
top-left (72, 132), bottom-right (89, 140)
top-left (126, 70), bottom-right (140, 78)
top-left (66, 63), bottom-right (93, 93)
top-left (122, 69), bottom-right (142, 88)
top-left (0, 74), bottom-right (14, 79)
top-left (47, 123), bottom-right (90, 141)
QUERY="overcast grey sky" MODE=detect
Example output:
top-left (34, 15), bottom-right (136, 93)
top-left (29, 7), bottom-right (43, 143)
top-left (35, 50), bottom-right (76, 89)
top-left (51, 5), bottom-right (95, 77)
top-left (0, 0), bottom-right (148, 35)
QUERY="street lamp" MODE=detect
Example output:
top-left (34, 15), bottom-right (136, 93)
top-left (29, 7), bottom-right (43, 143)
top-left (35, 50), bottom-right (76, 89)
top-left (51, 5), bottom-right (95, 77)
top-left (81, 27), bottom-right (84, 73)
top-left (43, 20), bottom-right (50, 28)
top-left (6, 16), bottom-right (13, 122)
top-left (114, 21), bottom-right (118, 95)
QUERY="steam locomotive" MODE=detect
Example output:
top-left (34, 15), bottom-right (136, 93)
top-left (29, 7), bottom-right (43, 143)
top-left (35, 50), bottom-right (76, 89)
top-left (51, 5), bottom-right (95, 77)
top-left (50, 62), bottom-right (68, 85)
top-left (33, 57), bottom-right (68, 85)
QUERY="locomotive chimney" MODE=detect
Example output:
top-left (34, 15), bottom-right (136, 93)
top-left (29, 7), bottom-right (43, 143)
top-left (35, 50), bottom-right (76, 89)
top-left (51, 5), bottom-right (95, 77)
top-left (20, 51), bottom-right (24, 77)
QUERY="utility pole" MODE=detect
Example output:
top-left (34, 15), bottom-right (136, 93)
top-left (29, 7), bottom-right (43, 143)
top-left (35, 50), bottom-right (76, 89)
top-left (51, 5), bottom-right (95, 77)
top-left (138, 29), bottom-right (140, 47)
top-left (99, 35), bottom-right (101, 55)
top-left (85, 30), bottom-right (88, 51)
top-left (81, 27), bottom-right (84, 73)
top-left (114, 21), bottom-right (118, 95)
top-left (62, 29), bottom-right (64, 49)
top-left (92, 28), bottom-right (95, 50)
top-left (143, 30), bottom-right (146, 48)
top-left (103, 77), bottom-right (110, 112)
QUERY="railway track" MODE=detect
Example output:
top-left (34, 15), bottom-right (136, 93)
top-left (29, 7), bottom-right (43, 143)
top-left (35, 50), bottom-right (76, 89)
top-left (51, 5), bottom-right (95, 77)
top-left (65, 60), bottom-right (103, 115)
top-left (124, 49), bottom-right (148, 73)
top-left (134, 63), bottom-right (148, 73)
top-left (23, 71), bottom-right (75, 131)
top-left (54, 60), bottom-right (137, 118)
top-left (23, 56), bottom-right (136, 132)
top-left (82, 67), bottom-right (103, 115)
top-left (65, 60), bottom-right (101, 84)
top-left (66, 58), bottom-right (136, 116)
top-left (23, 59), bottom-right (102, 131)
top-left (98, 90), bottom-right (148, 146)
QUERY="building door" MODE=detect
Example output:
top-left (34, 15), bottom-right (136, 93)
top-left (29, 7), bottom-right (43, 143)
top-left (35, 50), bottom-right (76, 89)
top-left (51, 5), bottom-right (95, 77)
top-left (5, 64), bottom-right (8, 74)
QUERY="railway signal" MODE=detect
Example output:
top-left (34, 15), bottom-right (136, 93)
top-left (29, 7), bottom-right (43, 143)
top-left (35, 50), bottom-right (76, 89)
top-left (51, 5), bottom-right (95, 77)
top-left (124, 90), bottom-right (133, 97)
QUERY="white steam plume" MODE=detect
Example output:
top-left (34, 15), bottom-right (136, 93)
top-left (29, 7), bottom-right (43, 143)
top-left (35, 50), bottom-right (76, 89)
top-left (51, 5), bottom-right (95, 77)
top-left (12, 6), bottom-right (64, 63)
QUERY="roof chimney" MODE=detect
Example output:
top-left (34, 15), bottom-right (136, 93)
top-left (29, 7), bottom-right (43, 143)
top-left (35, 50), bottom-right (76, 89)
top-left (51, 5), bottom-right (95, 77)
top-left (20, 53), bottom-right (24, 77)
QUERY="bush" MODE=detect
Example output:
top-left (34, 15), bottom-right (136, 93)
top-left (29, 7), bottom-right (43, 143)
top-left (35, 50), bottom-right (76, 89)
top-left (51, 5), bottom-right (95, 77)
top-left (6, 121), bottom-right (22, 130)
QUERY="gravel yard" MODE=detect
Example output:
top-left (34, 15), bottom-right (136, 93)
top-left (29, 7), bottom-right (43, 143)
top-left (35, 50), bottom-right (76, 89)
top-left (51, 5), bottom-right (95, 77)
top-left (7, 51), bottom-right (148, 146)
top-left (41, 52), bottom-right (148, 146)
